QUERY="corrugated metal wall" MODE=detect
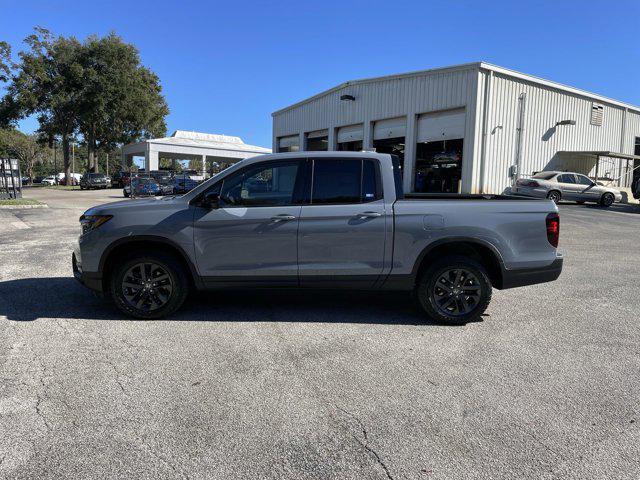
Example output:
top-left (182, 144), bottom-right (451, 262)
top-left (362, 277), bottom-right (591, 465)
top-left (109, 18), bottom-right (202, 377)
top-left (475, 70), bottom-right (640, 193)
top-left (273, 65), bottom-right (640, 195)
top-left (272, 66), bottom-right (480, 193)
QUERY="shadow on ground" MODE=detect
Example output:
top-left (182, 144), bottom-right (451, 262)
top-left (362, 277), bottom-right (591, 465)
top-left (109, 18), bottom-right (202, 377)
top-left (0, 276), bottom-right (474, 326)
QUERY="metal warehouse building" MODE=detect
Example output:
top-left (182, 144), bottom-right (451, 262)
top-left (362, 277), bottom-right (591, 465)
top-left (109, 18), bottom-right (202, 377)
top-left (272, 62), bottom-right (640, 196)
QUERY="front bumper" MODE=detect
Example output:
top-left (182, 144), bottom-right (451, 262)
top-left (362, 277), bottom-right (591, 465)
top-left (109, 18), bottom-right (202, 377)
top-left (72, 252), bottom-right (103, 292)
top-left (500, 255), bottom-right (563, 289)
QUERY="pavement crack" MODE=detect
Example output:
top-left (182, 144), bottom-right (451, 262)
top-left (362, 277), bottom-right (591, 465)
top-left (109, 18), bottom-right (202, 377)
top-left (335, 406), bottom-right (394, 480)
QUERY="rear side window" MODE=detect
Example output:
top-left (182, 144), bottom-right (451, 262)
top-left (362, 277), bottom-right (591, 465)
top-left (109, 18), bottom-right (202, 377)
top-left (390, 154), bottom-right (404, 199)
top-left (311, 158), bottom-right (382, 205)
top-left (557, 174), bottom-right (576, 184)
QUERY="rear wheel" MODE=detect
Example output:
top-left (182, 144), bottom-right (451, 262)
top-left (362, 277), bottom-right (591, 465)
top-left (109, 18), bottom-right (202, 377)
top-left (416, 255), bottom-right (492, 324)
top-left (547, 190), bottom-right (561, 204)
top-left (110, 251), bottom-right (189, 319)
top-left (600, 192), bottom-right (615, 207)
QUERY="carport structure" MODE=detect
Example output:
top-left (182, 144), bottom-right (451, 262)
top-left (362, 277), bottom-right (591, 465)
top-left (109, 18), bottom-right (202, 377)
top-left (558, 150), bottom-right (640, 187)
top-left (121, 130), bottom-right (271, 177)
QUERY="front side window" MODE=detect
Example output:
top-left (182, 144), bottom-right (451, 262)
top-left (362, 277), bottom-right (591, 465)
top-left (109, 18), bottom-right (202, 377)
top-left (576, 175), bottom-right (593, 186)
top-left (311, 159), bottom-right (381, 205)
top-left (220, 161), bottom-right (301, 207)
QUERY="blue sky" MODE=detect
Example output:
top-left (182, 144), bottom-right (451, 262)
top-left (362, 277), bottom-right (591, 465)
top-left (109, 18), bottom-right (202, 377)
top-left (2, 0), bottom-right (639, 148)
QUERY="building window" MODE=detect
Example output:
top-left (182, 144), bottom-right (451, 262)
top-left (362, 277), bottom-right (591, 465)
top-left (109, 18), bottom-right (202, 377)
top-left (305, 130), bottom-right (328, 151)
top-left (372, 117), bottom-right (406, 170)
top-left (277, 135), bottom-right (300, 153)
top-left (590, 103), bottom-right (604, 126)
top-left (414, 139), bottom-right (464, 193)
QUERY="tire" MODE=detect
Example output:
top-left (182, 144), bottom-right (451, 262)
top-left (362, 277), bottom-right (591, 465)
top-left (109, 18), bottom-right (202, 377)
top-left (109, 251), bottom-right (189, 319)
top-left (547, 190), bottom-right (561, 204)
top-left (123, 189), bottom-right (129, 198)
top-left (600, 192), bottom-right (615, 207)
top-left (416, 255), bottom-right (492, 324)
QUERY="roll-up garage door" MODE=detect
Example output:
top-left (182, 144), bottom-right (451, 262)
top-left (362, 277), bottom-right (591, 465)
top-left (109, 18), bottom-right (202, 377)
top-left (417, 109), bottom-right (466, 143)
top-left (373, 117), bottom-right (406, 140)
top-left (337, 124), bottom-right (363, 143)
top-left (278, 135), bottom-right (300, 150)
top-left (307, 129), bottom-right (328, 139)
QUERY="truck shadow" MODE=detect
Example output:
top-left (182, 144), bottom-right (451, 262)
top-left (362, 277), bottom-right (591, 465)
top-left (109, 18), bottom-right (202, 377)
top-left (0, 277), bottom-right (480, 326)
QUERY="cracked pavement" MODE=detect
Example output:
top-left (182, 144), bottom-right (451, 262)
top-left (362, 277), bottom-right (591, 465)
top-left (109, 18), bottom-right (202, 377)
top-left (0, 188), bottom-right (639, 479)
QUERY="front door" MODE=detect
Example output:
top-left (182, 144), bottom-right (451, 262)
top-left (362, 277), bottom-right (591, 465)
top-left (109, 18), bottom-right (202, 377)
top-left (298, 157), bottom-right (388, 288)
top-left (575, 174), bottom-right (600, 201)
top-left (193, 159), bottom-right (305, 285)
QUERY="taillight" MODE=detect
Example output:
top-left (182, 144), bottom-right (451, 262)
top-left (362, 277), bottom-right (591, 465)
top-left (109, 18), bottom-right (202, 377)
top-left (516, 179), bottom-right (540, 187)
top-left (546, 213), bottom-right (560, 247)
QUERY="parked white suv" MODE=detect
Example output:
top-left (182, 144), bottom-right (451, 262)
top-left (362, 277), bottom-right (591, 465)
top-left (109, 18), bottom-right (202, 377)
top-left (513, 171), bottom-right (622, 207)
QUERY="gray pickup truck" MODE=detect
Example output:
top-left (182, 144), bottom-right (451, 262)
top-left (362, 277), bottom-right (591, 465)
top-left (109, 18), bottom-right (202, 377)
top-left (73, 152), bottom-right (563, 323)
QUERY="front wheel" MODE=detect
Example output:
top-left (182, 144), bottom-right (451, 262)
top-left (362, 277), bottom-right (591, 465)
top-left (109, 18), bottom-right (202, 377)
top-left (110, 251), bottom-right (189, 319)
top-left (600, 193), bottom-right (615, 207)
top-left (416, 255), bottom-right (492, 324)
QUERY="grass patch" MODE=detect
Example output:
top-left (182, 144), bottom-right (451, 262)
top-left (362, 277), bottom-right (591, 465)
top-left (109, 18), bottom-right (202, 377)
top-left (0, 197), bottom-right (43, 206)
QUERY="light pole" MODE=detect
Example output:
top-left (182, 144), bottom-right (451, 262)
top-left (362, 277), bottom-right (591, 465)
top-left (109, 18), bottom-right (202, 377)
top-left (72, 141), bottom-right (75, 182)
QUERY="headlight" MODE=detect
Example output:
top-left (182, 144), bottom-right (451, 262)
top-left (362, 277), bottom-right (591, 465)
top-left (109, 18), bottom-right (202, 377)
top-left (79, 214), bottom-right (112, 234)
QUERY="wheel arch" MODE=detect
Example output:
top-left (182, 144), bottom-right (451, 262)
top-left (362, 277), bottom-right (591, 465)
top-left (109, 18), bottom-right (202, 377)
top-left (412, 238), bottom-right (506, 289)
top-left (99, 236), bottom-right (203, 292)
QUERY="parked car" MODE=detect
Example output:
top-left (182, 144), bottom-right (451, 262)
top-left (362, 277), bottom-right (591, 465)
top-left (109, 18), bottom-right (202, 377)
top-left (73, 152), bottom-right (563, 321)
top-left (42, 176), bottom-right (57, 186)
top-left (80, 172), bottom-right (112, 190)
top-left (112, 171), bottom-right (132, 188)
top-left (512, 171), bottom-right (622, 207)
top-left (170, 174), bottom-right (199, 194)
top-left (150, 171), bottom-right (174, 195)
top-left (123, 177), bottom-right (161, 197)
top-left (33, 176), bottom-right (45, 184)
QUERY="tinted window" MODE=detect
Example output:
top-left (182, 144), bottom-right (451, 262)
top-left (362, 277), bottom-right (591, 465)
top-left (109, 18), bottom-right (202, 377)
top-left (220, 161), bottom-right (300, 206)
top-left (362, 160), bottom-right (381, 201)
top-left (557, 174), bottom-right (576, 184)
top-left (576, 175), bottom-right (593, 185)
top-left (311, 159), bottom-right (361, 204)
top-left (533, 172), bottom-right (557, 180)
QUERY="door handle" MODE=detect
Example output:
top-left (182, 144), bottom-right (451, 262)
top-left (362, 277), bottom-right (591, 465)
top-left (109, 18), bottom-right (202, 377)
top-left (357, 211), bottom-right (382, 218)
top-left (270, 214), bottom-right (296, 221)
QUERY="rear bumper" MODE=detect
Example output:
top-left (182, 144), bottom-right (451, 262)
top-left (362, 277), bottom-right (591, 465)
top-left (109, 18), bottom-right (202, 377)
top-left (72, 252), bottom-right (103, 293)
top-left (500, 255), bottom-right (563, 289)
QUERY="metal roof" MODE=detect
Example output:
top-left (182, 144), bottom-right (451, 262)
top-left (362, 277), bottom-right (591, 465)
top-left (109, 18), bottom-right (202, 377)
top-left (558, 151), bottom-right (640, 161)
top-left (125, 130), bottom-right (271, 155)
top-left (272, 62), bottom-right (640, 116)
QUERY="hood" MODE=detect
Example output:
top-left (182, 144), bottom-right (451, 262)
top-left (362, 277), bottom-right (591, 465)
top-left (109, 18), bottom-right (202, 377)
top-left (83, 196), bottom-right (185, 216)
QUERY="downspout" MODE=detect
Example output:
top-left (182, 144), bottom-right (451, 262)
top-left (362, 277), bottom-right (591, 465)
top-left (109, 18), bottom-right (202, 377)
top-left (620, 107), bottom-right (628, 186)
top-left (513, 92), bottom-right (527, 183)
top-left (479, 70), bottom-right (493, 194)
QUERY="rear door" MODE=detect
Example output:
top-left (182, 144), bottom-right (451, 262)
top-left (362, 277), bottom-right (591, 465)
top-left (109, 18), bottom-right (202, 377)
top-left (556, 173), bottom-right (579, 200)
top-left (298, 157), bottom-right (388, 287)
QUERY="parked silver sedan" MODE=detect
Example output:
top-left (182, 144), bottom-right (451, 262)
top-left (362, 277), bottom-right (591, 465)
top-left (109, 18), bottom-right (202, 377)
top-left (513, 171), bottom-right (622, 207)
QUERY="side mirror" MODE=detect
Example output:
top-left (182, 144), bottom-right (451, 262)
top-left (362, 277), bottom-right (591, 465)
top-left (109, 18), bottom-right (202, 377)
top-left (201, 191), bottom-right (220, 209)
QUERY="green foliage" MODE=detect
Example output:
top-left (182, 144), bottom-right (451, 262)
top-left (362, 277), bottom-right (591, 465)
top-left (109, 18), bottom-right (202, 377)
top-left (0, 128), bottom-right (49, 178)
top-left (0, 28), bottom-right (169, 175)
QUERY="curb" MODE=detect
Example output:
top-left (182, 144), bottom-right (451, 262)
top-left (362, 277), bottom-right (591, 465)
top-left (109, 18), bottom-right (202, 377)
top-left (0, 204), bottom-right (49, 209)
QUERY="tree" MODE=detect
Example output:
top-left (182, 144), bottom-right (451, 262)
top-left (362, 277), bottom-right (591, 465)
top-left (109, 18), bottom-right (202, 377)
top-left (78, 33), bottom-right (168, 172)
top-left (0, 28), bottom-right (169, 176)
top-left (2, 28), bottom-right (84, 181)
top-left (0, 41), bottom-right (13, 83)
top-left (0, 128), bottom-right (49, 179)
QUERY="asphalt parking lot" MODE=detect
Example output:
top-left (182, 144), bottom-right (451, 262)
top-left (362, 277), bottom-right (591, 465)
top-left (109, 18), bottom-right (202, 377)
top-left (0, 188), bottom-right (639, 479)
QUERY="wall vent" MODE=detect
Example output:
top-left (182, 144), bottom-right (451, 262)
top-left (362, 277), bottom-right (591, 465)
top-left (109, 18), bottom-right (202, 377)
top-left (591, 103), bottom-right (604, 126)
